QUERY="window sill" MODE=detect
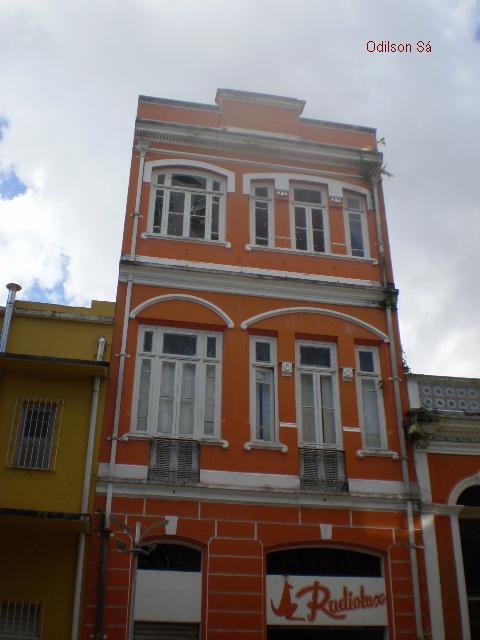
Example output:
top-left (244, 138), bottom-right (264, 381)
top-left (356, 448), bottom-right (400, 460)
top-left (244, 440), bottom-right (288, 453)
top-left (124, 432), bottom-right (228, 448)
top-left (245, 244), bottom-right (377, 264)
top-left (141, 233), bottom-right (231, 248)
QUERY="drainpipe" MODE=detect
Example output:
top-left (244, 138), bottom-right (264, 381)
top-left (0, 282), bottom-right (22, 352)
top-left (129, 142), bottom-right (149, 260)
top-left (71, 336), bottom-right (106, 639)
top-left (371, 174), bottom-right (423, 638)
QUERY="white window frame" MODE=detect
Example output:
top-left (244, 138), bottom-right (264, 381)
top-left (250, 182), bottom-right (274, 247)
top-left (344, 193), bottom-right (369, 258)
top-left (249, 336), bottom-right (279, 443)
top-left (131, 326), bottom-right (222, 440)
top-left (355, 346), bottom-right (387, 449)
top-left (295, 341), bottom-right (342, 448)
top-left (148, 169), bottom-right (226, 242)
top-left (289, 183), bottom-right (330, 254)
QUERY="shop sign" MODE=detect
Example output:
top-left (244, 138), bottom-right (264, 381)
top-left (267, 575), bottom-right (387, 626)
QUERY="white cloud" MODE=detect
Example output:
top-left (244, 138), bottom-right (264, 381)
top-left (0, 0), bottom-right (479, 376)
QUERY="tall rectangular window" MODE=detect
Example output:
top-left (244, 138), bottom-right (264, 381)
top-left (251, 183), bottom-right (274, 247)
top-left (345, 195), bottom-right (368, 258)
top-left (356, 347), bottom-right (385, 449)
top-left (133, 327), bottom-right (221, 439)
top-left (7, 398), bottom-right (62, 470)
top-left (250, 337), bottom-right (277, 442)
top-left (296, 342), bottom-right (340, 446)
top-left (291, 185), bottom-right (329, 253)
top-left (149, 171), bottom-right (225, 242)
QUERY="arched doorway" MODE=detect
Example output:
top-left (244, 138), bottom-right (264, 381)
top-left (458, 486), bottom-right (480, 638)
top-left (132, 543), bottom-right (202, 639)
top-left (266, 548), bottom-right (386, 639)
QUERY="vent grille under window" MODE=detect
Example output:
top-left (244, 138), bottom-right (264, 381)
top-left (133, 622), bottom-right (199, 640)
top-left (300, 447), bottom-right (348, 492)
top-left (149, 438), bottom-right (200, 484)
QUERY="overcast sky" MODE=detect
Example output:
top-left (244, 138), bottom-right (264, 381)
top-left (1, 0), bottom-right (479, 377)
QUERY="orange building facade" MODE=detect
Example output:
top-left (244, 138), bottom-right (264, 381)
top-left (84, 90), bottom-right (429, 640)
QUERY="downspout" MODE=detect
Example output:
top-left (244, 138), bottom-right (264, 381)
top-left (106, 142), bottom-right (146, 521)
top-left (371, 173), bottom-right (423, 638)
top-left (0, 282), bottom-right (22, 352)
top-left (71, 336), bottom-right (106, 640)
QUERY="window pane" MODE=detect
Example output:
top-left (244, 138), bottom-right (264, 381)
top-left (255, 186), bottom-right (269, 198)
top-left (359, 350), bottom-right (375, 372)
top-left (163, 334), bottom-right (197, 356)
top-left (158, 362), bottom-right (175, 433)
top-left (320, 376), bottom-right (336, 445)
top-left (153, 190), bottom-right (163, 234)
top-left (294, 207), bottom-right (307, 250)
top-left (179, 363), bottom-right (196, 435)
top-left (256, 368), bottom-right (273, 440)
top-left (300, 345), bottom-right (331, 368)
top-left (211, 197), bottom-right (219, 240)
top-left (167, 191), bottom-right (185, 236)
top-left (172, 174), bottom-right (207, 189)
top-left (204, 364), bottom-right (216, 436)
top-left (157, 174), bottom-right (165, 185)
top-left (206, 337), bottom-right (217, 358)
top-left (301, 373), bottom-right (316, 443)
top-left (212, 180), bottom-right (221, 192)
top-left (312, 209), bottom-right (325, 252)
top-left (362, 378), bottom-right (381, 447)
top-left (294, 188), bottom-right (322, 204)
top-left (349, 212), bottom-right (365, 257)
top-left (15, 401), bottom-right (56, 469)
top-left (143, 331), bottom-right (153, 352)
top-left (255, 201), bottom-right (269, 245)
top-left (189, 194), bottom-right (206, 239)
top-left (347, 196), bottom-right (361, 209)
top-left (136, 359), bottom-right (151, 431)
top-left (255, 341), bottom-right (271, 363)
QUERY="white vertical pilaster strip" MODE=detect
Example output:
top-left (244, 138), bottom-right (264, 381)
top-left (421, 513), bottom-right (445, 639)
top-left (451, 515), bottom-right (471, 640)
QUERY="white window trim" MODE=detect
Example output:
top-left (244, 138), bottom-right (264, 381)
top-left (248, 336), bottom-right (280, 445)
top-left (131, 326), bottom-right (222, 440)
top-left (295, 341), bottom-right (342, 448)
top-left (289, 183), bottom-right (330, 254)
top-left (250, 182), bottom-right (274, 248)
top-left (355, 346), bottom-right (387, 450)
top-left (147, 169), bottom-right (227, 243)
top-left (344, 193), bottom-right (370, 259)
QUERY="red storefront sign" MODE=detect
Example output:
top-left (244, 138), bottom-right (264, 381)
top-left (267, 576), bottom-right (387, 626)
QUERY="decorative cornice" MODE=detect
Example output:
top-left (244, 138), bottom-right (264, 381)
top-left (119, 258), bottom-right (386, 309)
top-left (135, 120), bottom-right (382, 170)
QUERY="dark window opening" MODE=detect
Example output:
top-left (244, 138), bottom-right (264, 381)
top-left (138, 543), bottom-right (201, 572)
top-left (267, 547), bottom-right (381, 577)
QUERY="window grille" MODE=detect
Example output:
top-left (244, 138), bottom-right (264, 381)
top-left (149, 438), bottom-right (199, 484)
top-left (0, 601), bottom-right (43, 639)
top-left (6, 398), bottom-right (63, 470)
top-left (299, 447), bottom-right (348, 491)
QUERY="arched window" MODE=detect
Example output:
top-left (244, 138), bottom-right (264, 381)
top-left (148, 170), bottom-right (226, 242)
top-left (458, 486), bottom-right (480, 637)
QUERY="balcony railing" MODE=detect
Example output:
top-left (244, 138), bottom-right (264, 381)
top-left (299, 447), bottom-right (348, 492)
top-left (149, 438), bottom-right (200, 484)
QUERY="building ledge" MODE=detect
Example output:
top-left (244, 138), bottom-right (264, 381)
top-left (0, 353), bottom-right (109, 377)
top-left (0, 507), bottom-right (90, 532)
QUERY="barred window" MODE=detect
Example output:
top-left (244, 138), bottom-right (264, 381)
top-left (0, 601), bottom-right (43, 639)
top-left (7, 398), bottom-right (63, 470)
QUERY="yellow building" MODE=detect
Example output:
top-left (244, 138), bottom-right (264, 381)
top-left (0, 284), bottom-right (114, 640)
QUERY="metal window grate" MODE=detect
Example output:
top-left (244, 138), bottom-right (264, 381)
top-left (133, 622), bottom-right (199, 639)
top-left (0, 601), bottom-right (43, 639)
top-left (300, 447), bottom-right (348, 491)
top-left (149, 438), bottom-right (199, 484)
top-left (6, 398), bottom-right (63, 471)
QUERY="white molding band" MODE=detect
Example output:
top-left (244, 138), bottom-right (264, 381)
top-left (143, 158), bottom-right (236, 192)
top-left (421, 513), bottom-right (446, 639)
top-left (448, 474), bottom-right (480, 504)
top-left (242, 172), bottom-right (373, 208)
top-left (240, 306), bottom-right (390, 342)
top-left (129, 293), bottom-right (235, 328)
